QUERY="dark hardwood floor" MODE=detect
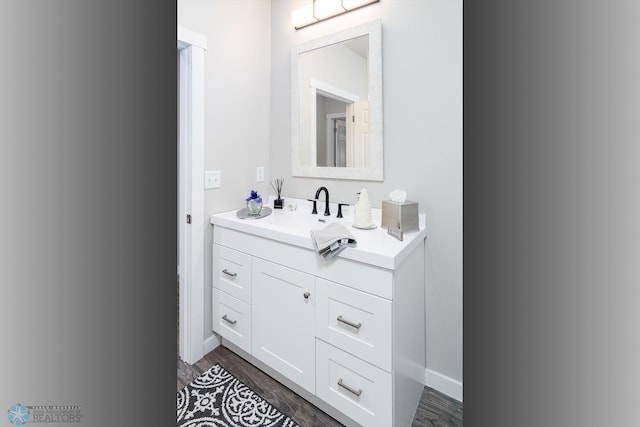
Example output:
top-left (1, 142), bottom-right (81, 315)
top-left (177, 346), bottom-right (463, 426)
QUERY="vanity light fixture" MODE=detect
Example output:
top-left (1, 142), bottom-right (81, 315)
top-left (292, 0), bottom-right (380, 30)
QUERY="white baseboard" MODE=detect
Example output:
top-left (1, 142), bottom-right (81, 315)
top-left (203, 333), bottom-right (221, 356)
top-left (425, 369), bottom-right (463, 402)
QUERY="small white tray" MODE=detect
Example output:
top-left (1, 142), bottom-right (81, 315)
top-left (236, 207), bottom-right (273, 220)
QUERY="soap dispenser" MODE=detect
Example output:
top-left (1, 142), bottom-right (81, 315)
top-left (353, 188), bottom-right (375, 229)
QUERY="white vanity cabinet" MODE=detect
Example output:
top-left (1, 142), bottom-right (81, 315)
top-left (210, 205), bottom-right (427, 427)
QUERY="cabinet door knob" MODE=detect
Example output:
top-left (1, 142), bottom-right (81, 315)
top-left (303, 292), bottom-right (310, 299)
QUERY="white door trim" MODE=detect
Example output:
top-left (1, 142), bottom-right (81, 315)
top-left (178, 27), bottom-right (213, 364)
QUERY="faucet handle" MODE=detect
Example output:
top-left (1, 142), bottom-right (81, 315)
top-left (337, 203), bottom-right (349, 218)
top-left (307, 199), bottom-right (318, 215)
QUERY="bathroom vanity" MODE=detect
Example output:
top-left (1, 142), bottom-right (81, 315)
top-left (209, 199), bottom-right (427, 427)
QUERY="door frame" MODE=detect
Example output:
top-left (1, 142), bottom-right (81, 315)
top-left (178, 26), bottom-right (208, 364)
top-left (325, 112), bottom-right (347, 167)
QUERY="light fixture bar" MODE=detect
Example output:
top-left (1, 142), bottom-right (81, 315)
top-left (313, 0), bottom-right (346, 20)
top-left (292, 0), bottom-right (379, 30)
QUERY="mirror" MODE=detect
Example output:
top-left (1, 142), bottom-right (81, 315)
top-left (291, 20), bottom-right (383, 181)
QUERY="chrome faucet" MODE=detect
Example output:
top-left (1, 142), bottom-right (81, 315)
top-left (315, 186), bottom-right (331, 216)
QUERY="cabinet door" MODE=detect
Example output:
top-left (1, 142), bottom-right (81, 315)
top-left (251, 258), bottom-right (316, 394)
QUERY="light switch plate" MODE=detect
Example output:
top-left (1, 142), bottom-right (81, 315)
top-left (205, 170), bottom-right (221, 189)
top-left (256, 166), bottom-right (264, 182)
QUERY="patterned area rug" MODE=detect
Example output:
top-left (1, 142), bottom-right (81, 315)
top-left (177, 364), bottom-right (301, 427)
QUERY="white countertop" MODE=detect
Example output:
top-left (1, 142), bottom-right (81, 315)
top-left (209, 197), bottom-right (427, 270)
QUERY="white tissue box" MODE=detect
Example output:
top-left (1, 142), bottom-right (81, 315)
top-left (381, 200), bottom-right (419, 232)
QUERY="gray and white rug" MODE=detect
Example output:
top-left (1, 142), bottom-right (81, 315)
top-left (177, 364), bottom-right (301, 427)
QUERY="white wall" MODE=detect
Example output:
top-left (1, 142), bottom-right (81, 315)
top-left (178, 0), bottom-right (271, 342)
top-left (178, 0), bottom-right (462, 399)
top-left (270, 0), bottom-right (463, 396)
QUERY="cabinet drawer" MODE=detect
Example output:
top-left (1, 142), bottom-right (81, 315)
top-left (212, 288), bottom-right (251, 354)
top-left (316, 340), bottom-right (392, 427)
top-left (316, 278), bottom-right (392, 371)
top-left (213, 244), bottom-right (252, 303)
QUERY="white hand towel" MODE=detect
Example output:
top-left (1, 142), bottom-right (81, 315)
top-left (310, 222), bottom-right (357, 260)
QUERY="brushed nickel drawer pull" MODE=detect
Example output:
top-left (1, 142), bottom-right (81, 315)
top-left (337, 378), bottom-right (362, 397)
top-left (222, 315), bottom-right (237, 325)
top-left (222, 269), bottom-right (237, 278)
top-left (337, 315), bottom-right (362, 330)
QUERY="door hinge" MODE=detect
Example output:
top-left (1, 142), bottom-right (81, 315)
top-left (352, 115), bottom-right (355, 122)
top-left (186, 214), bottom-right (192, 224)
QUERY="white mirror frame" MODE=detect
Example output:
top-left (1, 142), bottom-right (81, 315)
top-left (291, 20), bottom-right (383, 181)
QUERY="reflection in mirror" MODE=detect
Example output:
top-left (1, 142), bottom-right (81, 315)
top-left (317, 94), bottom-right (349, 167)
top-left (300, 35), bottom-right (369, 169)
top-left (291, 20), bottom-right (382, 181)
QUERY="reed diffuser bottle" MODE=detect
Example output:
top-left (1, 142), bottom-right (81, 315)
top-left (271, 178), bottom-right (284, 209)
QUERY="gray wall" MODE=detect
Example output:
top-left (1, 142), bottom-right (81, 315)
top-left (178, 0), bottom-right (272, 341)
top-left (271, 0), bottom-right (462, 388)
top-left (179, 0), bottom-right (462, 392)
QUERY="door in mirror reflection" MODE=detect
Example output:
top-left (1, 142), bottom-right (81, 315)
top-left (316, 96), bottom-right (370, 168)
top-left (346, 100), bottom-right (370, 168)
